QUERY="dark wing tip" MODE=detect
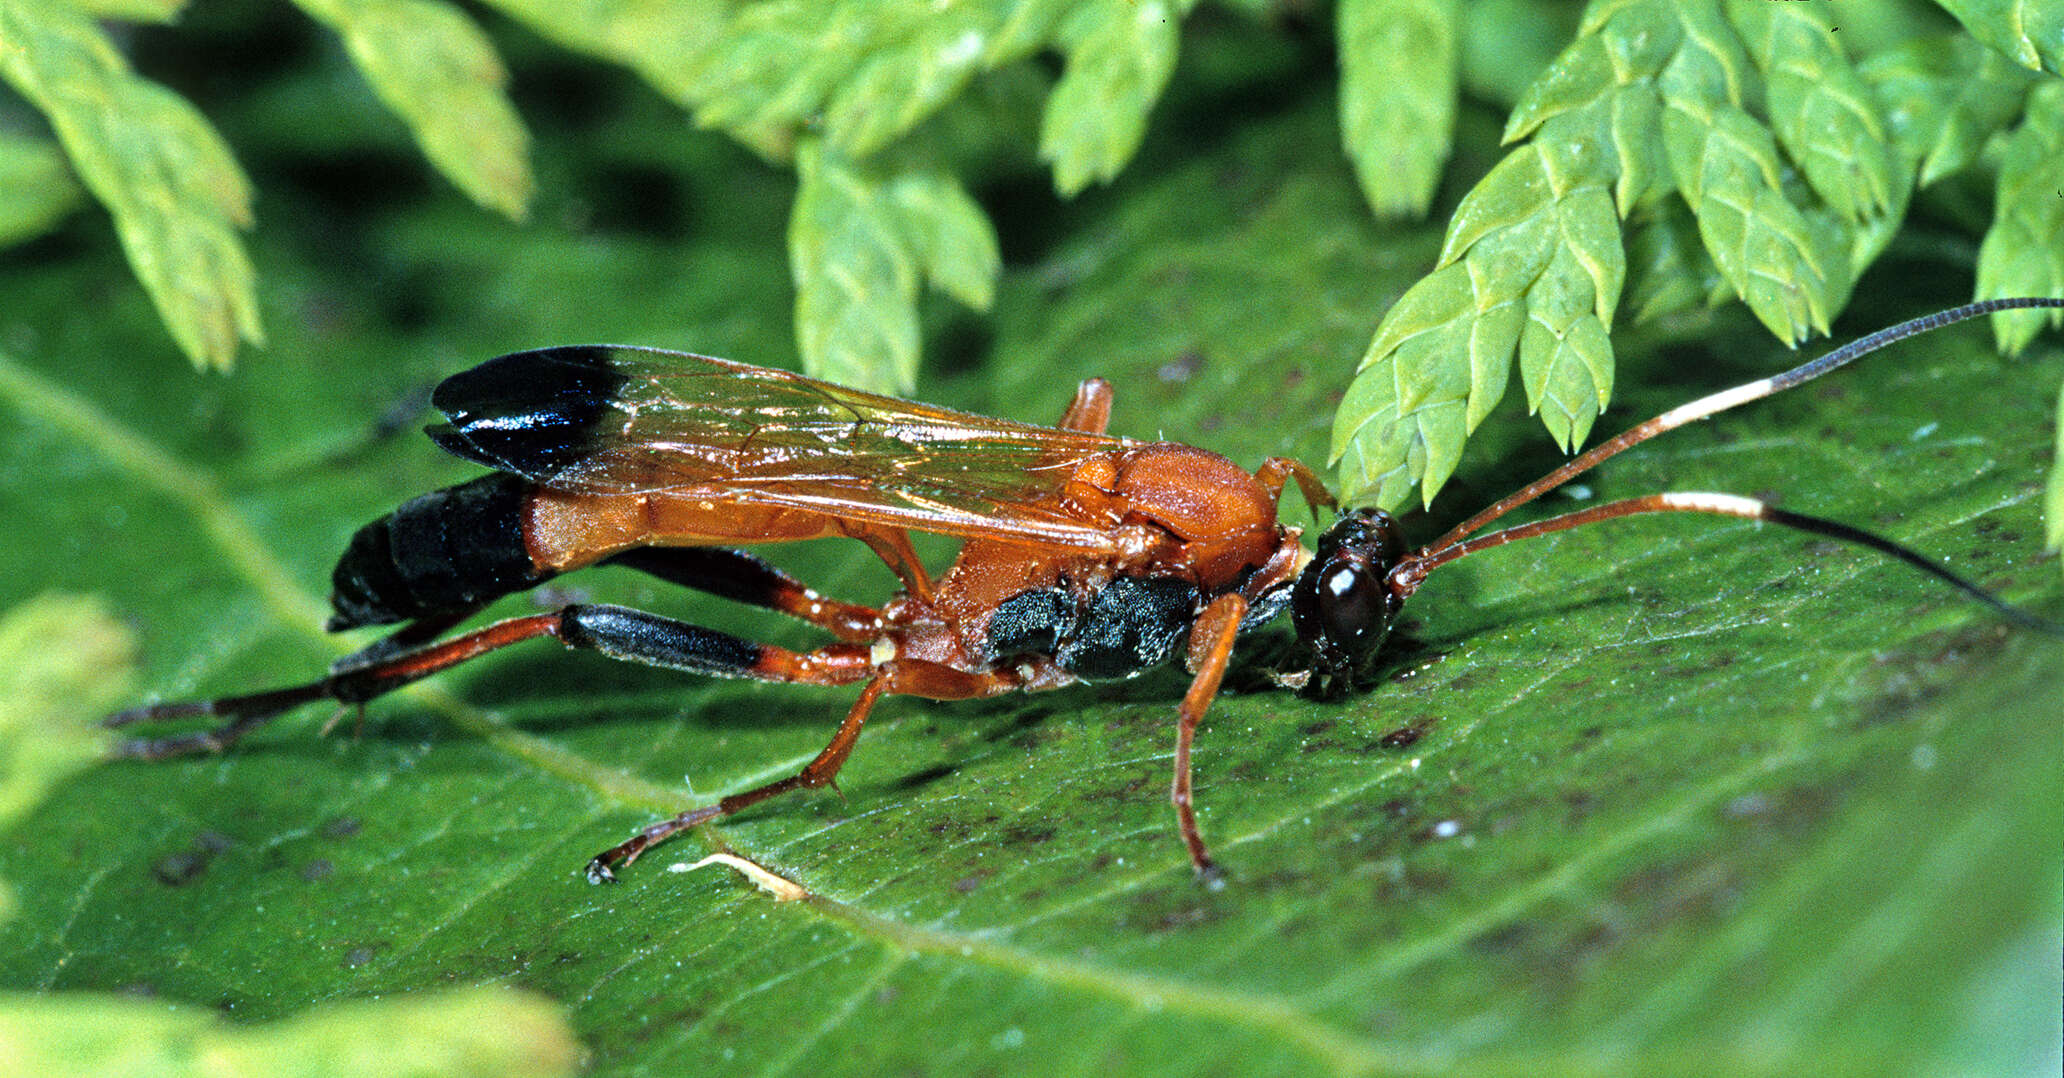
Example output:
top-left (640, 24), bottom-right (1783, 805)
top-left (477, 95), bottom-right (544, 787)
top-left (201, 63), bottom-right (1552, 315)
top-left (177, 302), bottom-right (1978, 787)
top-left (428, 346), bottom-right (628, 478)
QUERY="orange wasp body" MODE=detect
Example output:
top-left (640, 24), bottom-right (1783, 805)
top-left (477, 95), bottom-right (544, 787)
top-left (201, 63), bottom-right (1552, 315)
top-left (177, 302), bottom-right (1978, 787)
top-left (111, 299), bottom-right (2064, 883)
top-left (117, 346), bottom-right (1346, 881)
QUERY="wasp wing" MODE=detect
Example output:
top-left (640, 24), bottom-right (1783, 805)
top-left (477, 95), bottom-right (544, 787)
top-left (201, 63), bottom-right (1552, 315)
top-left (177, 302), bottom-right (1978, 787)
top-left (427, 346), bottom-right (1134, 552)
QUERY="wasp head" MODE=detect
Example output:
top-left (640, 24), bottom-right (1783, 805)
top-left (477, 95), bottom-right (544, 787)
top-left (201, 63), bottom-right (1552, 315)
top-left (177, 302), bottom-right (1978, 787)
top-left (1289, 507), bottom-right (1407, 692)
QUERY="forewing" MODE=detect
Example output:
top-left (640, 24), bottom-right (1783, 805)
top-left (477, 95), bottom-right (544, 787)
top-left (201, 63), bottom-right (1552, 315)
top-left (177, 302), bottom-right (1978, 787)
top-left (428, 346), bottom-right (1134, 551)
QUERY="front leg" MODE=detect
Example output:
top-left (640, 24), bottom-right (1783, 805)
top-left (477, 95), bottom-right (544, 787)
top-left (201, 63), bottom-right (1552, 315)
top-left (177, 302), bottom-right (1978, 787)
top-left (1058, 377), bottom-right (1113, 433)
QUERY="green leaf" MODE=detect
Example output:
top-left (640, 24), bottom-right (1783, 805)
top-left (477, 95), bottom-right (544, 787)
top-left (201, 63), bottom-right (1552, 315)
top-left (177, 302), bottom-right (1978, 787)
top-left (0, 132), bottom-right (82, 247)
top-left (0, 595), bottom-right (131, 837)
top-left (1623, 201), bottom-right (1725, 323)
top-left (2049, 381), bottom-right (2064, 554)
top-left (1859, 34), bottom-right (2034, 187)
top-left (1976, 79), bottom-right (2064, 354)
top-left (788, 143), bottom-right (1001, 391)
top-left (882, 167), bottom-right (1001, 312)
top-left (816, 6), bottom-right (1008, 158)
top-left (477, 0), bottom-right (731, 113)
top-left (293, 0), bottom-right (534, 219)
top-left (1727, 1), bottom-right (1897, 222)
top-left (1041, 0), bottom-right (1193, 195)
top-left (0, 988), bottom-right (580, 1077)
top-left (1935, 0), bottom-right (2064, 75)
top-left (1337, 0), bottom-right (1458, 218)
top-left (1655, 3), bottom-right (1844, 344)
top-left (790, 140), bottom-right (922, 392)
top-left (1337, 127), bottom-right (1622, 504)
top-left (0, 0), bottom-right (261, 370)
top-left (67, 0), bottom-right (186, 22)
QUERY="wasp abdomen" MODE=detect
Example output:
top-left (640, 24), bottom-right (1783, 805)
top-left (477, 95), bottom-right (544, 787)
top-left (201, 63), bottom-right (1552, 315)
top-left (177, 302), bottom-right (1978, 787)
top-left (328, 473), bottom-right (544, 630)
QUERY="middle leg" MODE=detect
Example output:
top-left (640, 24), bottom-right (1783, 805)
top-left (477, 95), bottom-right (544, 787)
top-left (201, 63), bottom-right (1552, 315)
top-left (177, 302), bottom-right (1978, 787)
top-left (584, 658), bottom-right (1026, 882)
top-left (607, 546), bottom-right (884, 641)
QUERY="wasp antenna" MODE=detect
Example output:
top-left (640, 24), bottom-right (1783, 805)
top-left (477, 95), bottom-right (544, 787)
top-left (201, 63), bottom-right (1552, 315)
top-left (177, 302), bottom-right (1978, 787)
top-left (1419, 297), bottom-right (2064, 557)
top-left (1390, 491), bottom-right (2064, 636)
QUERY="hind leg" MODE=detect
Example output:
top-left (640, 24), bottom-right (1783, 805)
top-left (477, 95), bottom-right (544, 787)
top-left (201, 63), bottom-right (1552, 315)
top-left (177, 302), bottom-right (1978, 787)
top-left (107, 604), bottom-right (874, 758)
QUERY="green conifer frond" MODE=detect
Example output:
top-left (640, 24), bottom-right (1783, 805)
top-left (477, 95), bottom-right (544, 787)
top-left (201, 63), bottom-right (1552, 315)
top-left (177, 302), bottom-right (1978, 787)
top-left (1331, 0), bottom-right (2064, 509)
top-left (0, 132), bottom-right (81, 246)
top-left (1976, 80), bottom-right (2064, 353)
top-left (1337, 0), bottom-right (1458, 218)
top-left (0, 0), bottom-right (261, 371)
top-left (294, 0), bottom-right (534, 220)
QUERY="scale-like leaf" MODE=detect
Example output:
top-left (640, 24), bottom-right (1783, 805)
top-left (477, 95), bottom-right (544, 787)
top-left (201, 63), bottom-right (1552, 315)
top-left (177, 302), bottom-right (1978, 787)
top-left (0, 133), bottom-right (81, 247)
top-left (477, 0), bottom-right (729, 112)
top-left (66, 0), bottom-right (185, 21)
top-left (1727, 2), bottom-right (1896, 222)
top-left (1041, 0), bottom-right (1194, 194)
top-left (0, 0), bottom-right (261, 370)
top-left (0, 596), bottom-right (129, 838)
top-left (1337, 0), bottom-right (1458, 218)
top-left (1977, 80), bottom-right (2064, 354)
top-left (790, 141), bottom-right (922, 392)
top-left (1656, 4), bottom-right (1844, 344)
top-left (1936, 0), bottom-right (2064, 75)
top-left (1338, 0), bottom-right (1983, 507)
top-left (883, 168), bottom-right (1001, 312)
top-left (294, 0), bottom-right (533, 220)
top-left (1860, 34), bottom-right (2035, 187)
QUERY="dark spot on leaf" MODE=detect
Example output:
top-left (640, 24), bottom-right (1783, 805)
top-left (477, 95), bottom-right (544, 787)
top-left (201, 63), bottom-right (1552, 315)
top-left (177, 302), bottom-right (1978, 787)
top-left (1004, 825), bottom-right (1057, 846)
top-left (1157, 351), bottom-right (1204, 382)
top-left (890, 763), bottom-right (959, 792)
top-left (300, 858), bottom-right (334, 882)
top-left (150, 853), bottom-right (205, 887)
top-left (1469, 921), bottom-right (1532, 953)
top-left (342, 945), bottom-right (381, 969)
top-left (1379, 720), bottom-right (1432, 749)
top-left (1723, 793), bottom-right (1771, 819)
top-left (953, 870), bottom-right (992, 894)
top-left (323, 816), bottom-right (362, 839)
top-left (151, 832), bottom-right (233, 886)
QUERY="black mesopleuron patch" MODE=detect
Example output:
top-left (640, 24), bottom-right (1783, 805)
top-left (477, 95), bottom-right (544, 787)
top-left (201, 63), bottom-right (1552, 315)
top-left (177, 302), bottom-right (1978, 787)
top-left (1058, 576), bottom-right (1197, 681)
top-left (427, 346), bottom-right (627, 478)
top-left (986, 587), bottom-right (1074, 659)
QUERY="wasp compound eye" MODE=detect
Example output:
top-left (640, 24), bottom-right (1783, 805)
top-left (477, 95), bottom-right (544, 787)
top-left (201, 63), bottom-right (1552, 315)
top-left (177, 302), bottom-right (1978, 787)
top-left (1292, 507), bottom-right (1406, 685)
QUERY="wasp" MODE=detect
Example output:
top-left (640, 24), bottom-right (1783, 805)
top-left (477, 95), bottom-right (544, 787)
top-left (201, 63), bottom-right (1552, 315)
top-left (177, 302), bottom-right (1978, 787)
top-left (108, 298), bottom-right (2064, 883)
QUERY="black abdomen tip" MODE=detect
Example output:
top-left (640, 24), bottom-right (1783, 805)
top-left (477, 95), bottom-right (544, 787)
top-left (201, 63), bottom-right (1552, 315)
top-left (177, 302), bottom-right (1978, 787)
top-left (428, 346), bottom-right (626, 478)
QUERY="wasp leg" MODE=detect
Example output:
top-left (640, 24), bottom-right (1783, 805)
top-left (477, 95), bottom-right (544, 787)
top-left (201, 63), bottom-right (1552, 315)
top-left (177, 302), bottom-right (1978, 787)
top-left (1058, 377), bottom-right (1113, 433)
top-left (1255, 456), bottom-right (1336, 518)
top-left (106, 605), bottom-right (873, 759)
top-left (331, 605), bottom-right (485, 673)
top-left (837, 523), bottom-right (937, 603)
top-left (586, 658), bottom-right (1020, 883)
top-left (1171, 591), bottom-right (1248, 884)
top-left (606, 547), bottom-right (883, 641)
